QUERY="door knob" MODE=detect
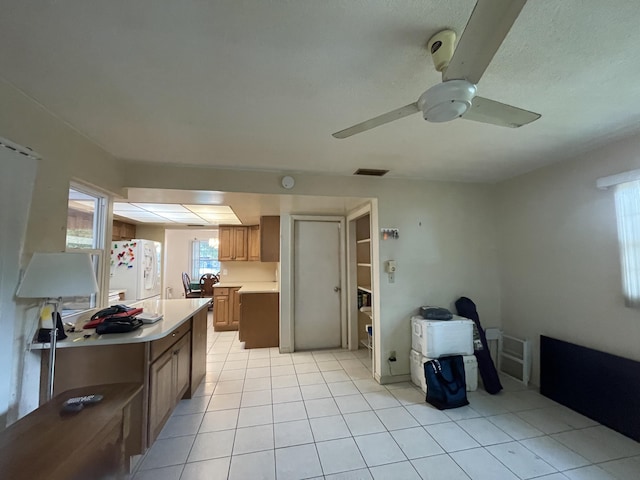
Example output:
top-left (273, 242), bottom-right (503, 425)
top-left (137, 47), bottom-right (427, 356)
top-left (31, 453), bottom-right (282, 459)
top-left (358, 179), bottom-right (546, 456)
top-left (334, 286), bottom-right (341, 292)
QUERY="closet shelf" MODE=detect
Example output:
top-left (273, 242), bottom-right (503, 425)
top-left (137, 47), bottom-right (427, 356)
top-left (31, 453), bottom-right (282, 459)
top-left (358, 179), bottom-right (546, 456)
top-left (356, 238), bottom-right (371, 244)
top-left (357, 285), bottom-right (372, 294)
top-left (357, 263), bottom-right (371, 267)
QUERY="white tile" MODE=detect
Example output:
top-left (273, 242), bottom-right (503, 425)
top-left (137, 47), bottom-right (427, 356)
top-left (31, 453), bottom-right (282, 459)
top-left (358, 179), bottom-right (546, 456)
top-left (180, 457), bottom-right (230, 480)
top-left (241, 389), bottom-right (272, 407)
top-left (599, 456), bottom-right (640, 480)
top-left (309, 415), bottom-right (352, 441)
top-left (223, 360), bottom-right (248, 370)
top-left (545, 405), bottom-right (599, 429)
top-left (328, 381), bottom-right (360, 397)
top-left (369, 461), bottom-right (421, 479)
top-left (510, 390), bottom-right (559, 410)
top-left (354, 379), bottom-right (386, 393)
top-left (391, 427), bottom-right (445, 459)
top-left (297, 372), bottom-right (326, 385)
top-left (274, 419), bottom-right (314, 448)
top-left (272, 386), bottom-right (302, 404)
top-left (187, 430), bottom-right (235, 462)
top-left (443, 405), bottom-right (481, 421)
top-left (348, 368), bottom-right (375, 380)
top-left (243, 376), bottom-right (271, 391)
top-left (375, 407), bottom-right (419, 431)
top-left (517, 408), bottom-right (575, 434)
top-left (335, 394), bottom-right (372, 414)
top-left (486, 413), bottom-right (544, 440)
top-left (138, 435), bottom-right (195, 470)
top-left (227, 351), bottom-right (249, 361)
top-left (271, 365), bottom-right (296, 376)
top-left (316, 438), bottom-right (367, 475)
top-left (301, 383), bottom-right (332, 400)
top-left (271, 356), bottom-right (294, 366)
top-left (450, 447), bottom-right (519, 480)
top-left (248, 358), bottom-right (269, 368)
top-left (487, 441), bottom-right (557, 479)
top-left (237, 404), bottom-right (273, 427)
top-left (317, 360), bottom-right (343, 371)
top-left (233, 424), bottom-right (274, 455)
top-left (354, 432), bottom-right (406, 467)
top-left (159, 412), bottom-right (204, 439)
top-left (323, 370), bottom-right (352, 383)
top-left (271, 374), bottom-right (299, 388)
top-left (207, 392), bottom-right (241, 411)
top-left (173, 396), bottom-right (211, 416)
top-left (275, 443), bottom-right (323, 480)
top-left (425, 422), bottom-right (480, 452)
top-left (411, 454), bottom-right (471, 480)
top-left (273, 401), bottom-right (307, 423)
top-left (214, 379), bottom-right (244, 394)
top-left (532, 475), bottom-right (570, 480)
top-left (520, 436), bottom-right (590, 471)
top-left (292, 354), bottom-right (316, 364)
top-left (295, 362), bottom-right (320, 374)
top-left (193, 381), bottom-right (216, 397)
top-left (199, 409), bottom-right (239, 432)
top-left (363, 390), bottom-right (401, 410)
top-left (457, 418), bottom-right (513, 445)
top-left (228, 450), bottom-right (275, 480)
top-left (332, 351), bottom-right (358, 361)
top-left (305, 397), bottom-right (340, 418)
top-left (218, 369), bottom-right (246, 381)
top-left (132, 465), bottom-right (183, 480)
top-left (405, 403), bottom-right (450, 426)
top-left (248, 348), bottom-right (271, 359)
top-left (325, 468), bottom-right (373, 479)
top-left (389, 387), bottom-right (425, 406)
top-left (343, 411), bottom-right (387, 436)
top-left (552, 426), bottom-right (640, 463)
top-left (465, 391), bottom-right (509, 416)
top-left (342, 359), bottom-right (367, 371)
top-left (562, 465), bottom-right (617, 480)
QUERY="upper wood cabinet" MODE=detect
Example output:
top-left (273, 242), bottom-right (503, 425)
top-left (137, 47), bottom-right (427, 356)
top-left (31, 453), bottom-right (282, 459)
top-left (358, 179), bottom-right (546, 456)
top-left (260, 216), bottom-right (280, 262)
top-left (218, 218), bottom-right (279, 262)
top-left (248, 225), bottom-right (260, 261)
top-left (218, 226), bottom-right (248, 261)
top-left (112, 220), bottom-right (136, 241)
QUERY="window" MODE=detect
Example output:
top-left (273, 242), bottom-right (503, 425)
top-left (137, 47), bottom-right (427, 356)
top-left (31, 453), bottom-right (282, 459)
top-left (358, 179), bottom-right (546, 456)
top-left (63, 184), bottom-right (107, 315)
top-left (613, 180), bottom-right (640, 307)
top-left (191, 239), bottom-right (220, 279)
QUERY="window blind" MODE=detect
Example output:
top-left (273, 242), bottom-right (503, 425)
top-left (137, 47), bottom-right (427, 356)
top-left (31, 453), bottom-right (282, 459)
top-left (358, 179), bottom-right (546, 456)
top-left (613, 180), bottom-right (640, 308)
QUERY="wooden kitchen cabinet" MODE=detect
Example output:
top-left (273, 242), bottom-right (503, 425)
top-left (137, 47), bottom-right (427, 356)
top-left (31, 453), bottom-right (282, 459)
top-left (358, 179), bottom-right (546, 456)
top-left (213, 286), bottom-right (241, 331)
top-left (218, 226), bottom-right (249, 261)
top-left (248, 225), bottom-right (260, 261)
top-left (148, 332), bottom-right (191, 443)
top-left (260, 216), bottom-right (280, 262)
top-left (239, 292), bottom-right (279, 348)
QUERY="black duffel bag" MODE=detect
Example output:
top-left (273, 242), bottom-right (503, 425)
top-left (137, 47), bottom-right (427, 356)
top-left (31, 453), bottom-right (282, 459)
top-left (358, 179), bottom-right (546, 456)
top-left (96, 315), bottom-right (143, 334)
top-left (424, 355), bottom-right (469, 410)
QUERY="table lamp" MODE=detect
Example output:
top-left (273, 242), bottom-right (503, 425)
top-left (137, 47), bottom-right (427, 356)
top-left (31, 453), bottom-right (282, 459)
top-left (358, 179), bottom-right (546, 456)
top-left (16, 252), bottom-right (99, 400)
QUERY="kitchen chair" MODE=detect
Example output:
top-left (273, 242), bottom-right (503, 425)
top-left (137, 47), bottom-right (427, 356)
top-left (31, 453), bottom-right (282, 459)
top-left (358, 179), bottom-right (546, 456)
top-left (199, 273), bottom-right (220, 310)
top-left (182, 272), bottom-right (202, 298)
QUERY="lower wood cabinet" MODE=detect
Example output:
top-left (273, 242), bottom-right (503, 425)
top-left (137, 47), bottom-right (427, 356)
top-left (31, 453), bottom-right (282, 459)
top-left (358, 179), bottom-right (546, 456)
top-left (148, 332), bottom-right (191, 443)
top-left (239, 292), bottom-right (279, 348)
top-left (213, 286), bottom-right (241, 331)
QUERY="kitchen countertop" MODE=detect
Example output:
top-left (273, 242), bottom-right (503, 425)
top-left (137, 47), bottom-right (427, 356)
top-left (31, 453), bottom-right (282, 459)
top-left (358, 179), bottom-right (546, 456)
top-left (215, 281), bottom-right (279, 293)
top-left (30, 298), bottom-right (210, 349)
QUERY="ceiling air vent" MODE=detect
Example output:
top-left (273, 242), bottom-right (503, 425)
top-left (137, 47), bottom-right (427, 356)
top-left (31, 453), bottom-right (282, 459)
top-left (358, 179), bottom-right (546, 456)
top-left (354, 168), bottom-right (389, 177)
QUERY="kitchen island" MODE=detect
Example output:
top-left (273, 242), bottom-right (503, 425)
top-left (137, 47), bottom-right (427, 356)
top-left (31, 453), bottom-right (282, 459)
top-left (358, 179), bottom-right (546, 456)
top-left (31, 298), bottom-right (210, 456)
top-left (213, 281), bottom-right (279, 347)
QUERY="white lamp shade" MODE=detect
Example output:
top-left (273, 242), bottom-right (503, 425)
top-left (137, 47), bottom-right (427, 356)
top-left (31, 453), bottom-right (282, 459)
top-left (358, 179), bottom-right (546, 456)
top-left (16, 252), bottom-right (99, 298)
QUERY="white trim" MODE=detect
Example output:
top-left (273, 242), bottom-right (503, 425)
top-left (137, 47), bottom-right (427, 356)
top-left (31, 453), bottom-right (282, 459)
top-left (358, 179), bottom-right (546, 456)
top-left (596, 168), bottom-right (640, 189)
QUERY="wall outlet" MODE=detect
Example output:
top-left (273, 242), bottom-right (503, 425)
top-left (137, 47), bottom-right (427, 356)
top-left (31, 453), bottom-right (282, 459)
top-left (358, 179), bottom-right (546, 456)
top-left (388, 350), bottom-right (397, 362)
top-left (388, 272), bottom-right (395, 283)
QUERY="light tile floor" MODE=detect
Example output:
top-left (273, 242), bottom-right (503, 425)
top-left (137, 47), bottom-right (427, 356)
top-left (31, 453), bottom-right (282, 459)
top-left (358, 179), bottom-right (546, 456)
top-left (132, 318), bottom-right (640, 480)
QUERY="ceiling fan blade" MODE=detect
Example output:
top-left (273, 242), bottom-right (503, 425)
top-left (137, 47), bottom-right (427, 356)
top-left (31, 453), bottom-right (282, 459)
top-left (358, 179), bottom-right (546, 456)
top-left (443, 0), bottom-right (527, 84)
top-left (332, 102), bottom-right (419, 139)
top-left (462, 96), bottom-right (540, 127)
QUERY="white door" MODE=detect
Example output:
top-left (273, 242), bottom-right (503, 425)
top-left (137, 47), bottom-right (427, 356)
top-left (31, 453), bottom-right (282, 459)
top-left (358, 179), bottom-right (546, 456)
top-left (294, 220), bottom-right (342, 350)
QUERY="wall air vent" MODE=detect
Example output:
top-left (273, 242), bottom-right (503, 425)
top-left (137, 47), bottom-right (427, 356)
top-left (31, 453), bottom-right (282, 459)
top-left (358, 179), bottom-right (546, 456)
top-left (354, 168), bottom-right (389, 177)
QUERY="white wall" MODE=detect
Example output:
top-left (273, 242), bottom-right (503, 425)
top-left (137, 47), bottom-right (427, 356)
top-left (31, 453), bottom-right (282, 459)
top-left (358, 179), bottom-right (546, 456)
top-left (164, 229), bottom-right (218, 299)
top-left (219, 262), bottom-right (278, 283)
top-left (497, 133), bottom-right (640, 386)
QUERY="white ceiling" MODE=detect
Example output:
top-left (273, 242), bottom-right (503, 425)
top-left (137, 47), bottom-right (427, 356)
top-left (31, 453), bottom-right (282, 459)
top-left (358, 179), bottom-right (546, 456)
top-left (2, 1), bottom-right (640, 182)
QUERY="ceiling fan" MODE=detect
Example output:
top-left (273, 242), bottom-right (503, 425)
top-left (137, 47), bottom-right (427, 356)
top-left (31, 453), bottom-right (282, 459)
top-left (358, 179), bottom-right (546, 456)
top-left (332, 0), bottom-right (540, 139)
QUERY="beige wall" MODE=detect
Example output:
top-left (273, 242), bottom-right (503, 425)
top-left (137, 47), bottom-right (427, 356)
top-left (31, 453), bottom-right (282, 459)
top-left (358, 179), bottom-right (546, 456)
top-left (497, 133), bottom-right (640, 385)
top-left (220, 262), bottom-right (278, 283)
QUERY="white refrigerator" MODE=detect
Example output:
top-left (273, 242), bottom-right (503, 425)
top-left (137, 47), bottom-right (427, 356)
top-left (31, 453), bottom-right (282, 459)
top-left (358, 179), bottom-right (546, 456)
top-left (110, 239), bottom-right (162, 301)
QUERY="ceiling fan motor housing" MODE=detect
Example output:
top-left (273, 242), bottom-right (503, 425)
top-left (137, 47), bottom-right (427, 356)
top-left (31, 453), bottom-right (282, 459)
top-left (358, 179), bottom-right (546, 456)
top-left (417, 80), bottom-right (477, 123)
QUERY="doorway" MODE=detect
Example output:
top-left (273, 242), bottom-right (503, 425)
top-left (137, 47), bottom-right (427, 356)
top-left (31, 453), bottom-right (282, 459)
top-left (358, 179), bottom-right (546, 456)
top-left (292, 217), bottom-right (346, 350)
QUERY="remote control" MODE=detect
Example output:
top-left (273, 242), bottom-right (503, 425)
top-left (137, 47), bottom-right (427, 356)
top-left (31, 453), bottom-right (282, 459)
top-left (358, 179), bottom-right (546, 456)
top-left (61, 402), bottom-right (84, 414)
top-left (63, 394), bottom-right (104, 406)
